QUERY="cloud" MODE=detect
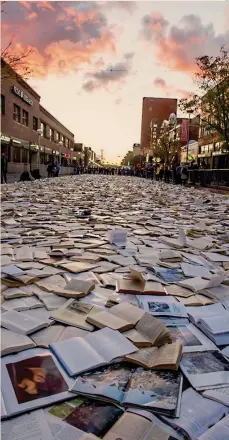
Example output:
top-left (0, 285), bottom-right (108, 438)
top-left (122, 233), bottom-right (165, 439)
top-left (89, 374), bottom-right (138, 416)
top-left (153, 77), bottom-right (167, 89)
top-left (115, 98), bottom-right (122, 105)
top-left (153, 76), bottom-right (190, 99)
top-left (82, 52), bottom-right (134, 92)
top-left (140, 13), bottom-right (229, 73)
top-left (2, 1), bottom-right (116, 77)
top-left (103, 2), bottom-right (137, 13)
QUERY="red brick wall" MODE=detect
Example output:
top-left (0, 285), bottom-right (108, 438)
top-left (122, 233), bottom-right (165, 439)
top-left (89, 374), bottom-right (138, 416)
top-left (140, 97), bottom-right (177, 150)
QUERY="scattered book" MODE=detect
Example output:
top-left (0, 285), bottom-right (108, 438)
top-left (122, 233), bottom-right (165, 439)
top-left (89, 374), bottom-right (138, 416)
top-left (124, 342), bottom-right (182, 370)
top-left (1, 310), bottom-right (49, 335)
top-left (31, 324), bottom-right (89, 348)
top-left (1, 348), bottom-right (73, 418)
top-left (139, 297), bottom-right (188, 318)
top-left (1, 328), bottom-right (35, 356)
top-left (180, 350), bottom-right (229, 391)
top-left (198, 414), bottom-right (229, 440)
top-left (1, 296), bottom-right (43, 312)
top-left (196, 313), bottom-right (229, 346)
top-left (51, 300), bottom-right (104, 331)
top-left (123, 313), bottom-right (172, 348)
top-left (47, 396), bottom-right (123, 439)
top-left (86, 303), bottom-right (145, 332)
top-left (168, 323), bottom-right (217, 352)
top-left (203, 387), bottom-right (229, 407)
top-left (163, 388), bottom-right (228, 440)
top-left (71, 363), bottom-right (183, 417)
top-left (51, 278), bottom-right (95, 299)
top-left (116, 268), bottom-right (165, 295)
top-left (50, 327), bottom-right (137, 376)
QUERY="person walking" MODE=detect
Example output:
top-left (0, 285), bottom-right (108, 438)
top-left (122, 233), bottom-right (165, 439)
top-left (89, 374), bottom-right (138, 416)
top-left (1, 152), bottom-right (8, 184)
top-left (47, 162), bottom-right (53, 178)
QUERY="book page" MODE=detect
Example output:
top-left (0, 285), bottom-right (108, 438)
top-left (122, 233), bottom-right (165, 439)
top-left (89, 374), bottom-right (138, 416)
top-left (123, 328), bottom-right (152, 347)
top-left (86, 310), bottom-right (132, 331)
top-left (1, 328), bottom-right (35, 355)
top-left (31, 325), bottom-right (65, 348)
top-left (125, 347), bottom-right (158, 368)
top-left (136, 313), bottom-right (171, 345)
top-left (110, 303), bottom-right (145, 325)
top-left (117, 278), bottom-right (144, 293)
top-left (203, 387), bottom-right (229, 406)
top-left (155, 343), bottom-right (181, 368)
top-left (103, 412), bottom-right (151, 440)
top-left (86, 327), bottom-right (137, 363)
top-left (46, 412), bottom-right (87, 440)
top-left (1, 410), bottom-right (53, 440)
top-left (197, 414), bottom-right (229, 439)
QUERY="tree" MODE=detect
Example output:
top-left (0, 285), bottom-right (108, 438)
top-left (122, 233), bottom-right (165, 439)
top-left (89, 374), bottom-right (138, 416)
top-left (1, 2), bottom-right (33, 80)
top-left (179, 46), bottom-right (229, 150)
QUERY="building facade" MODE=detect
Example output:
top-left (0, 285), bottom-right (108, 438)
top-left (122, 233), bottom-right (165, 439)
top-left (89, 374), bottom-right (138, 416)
top-left (1, 59), bottom-right (74, 174)
top-left (198, 122), bottom-right (229, 169)
top-left (140, 97), bottom-right (177, 152)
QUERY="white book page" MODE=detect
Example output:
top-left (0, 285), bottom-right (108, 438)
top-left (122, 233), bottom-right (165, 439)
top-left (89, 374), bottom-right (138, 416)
top-left (31, 326), bottom-right (65, 348)
top-left (1, 328), bottom-right (35, 355)
top-left (221, 347), bottom-right (229, 358)
top-left (199, 315), bottom-right (229, 334)
top-left (203, 387), bottom-right (229, 406)
top-left (168, 323), bottom-right (217, 353)
top-left (51, 336), bottom-right (104, 375)
top-left (46, 412), bottom-right (85, 440)
top-left (1, 310), bottom-right (47, 334)
top-left (198, 414), bottom-right (229, 439)
top-left (187, 304), bottom-right (226, 324)
top-left (163, 388), bottom-right (228, 440)
top-left (86, 327), bottom-right (137, 363)
top-left (1, 410), bottom-right (53, 440)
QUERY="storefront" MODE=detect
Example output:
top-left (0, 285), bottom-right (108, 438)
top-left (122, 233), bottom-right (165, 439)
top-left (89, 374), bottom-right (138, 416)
top-left (212, 142), bottom-right (229, 169)
top-left (0, 134), bottom-right (11, 161)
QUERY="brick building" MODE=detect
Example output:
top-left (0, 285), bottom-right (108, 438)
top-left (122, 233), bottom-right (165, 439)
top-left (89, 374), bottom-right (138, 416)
top-left (1, 59), bottom-right (74, 175)
top-left (140, 97), bottom-right (177, 151)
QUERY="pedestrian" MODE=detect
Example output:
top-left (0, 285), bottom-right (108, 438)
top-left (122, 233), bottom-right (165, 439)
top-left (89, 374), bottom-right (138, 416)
top-left (175, 163), bottom-right (182, 184)
top-left (47, 162), bottom-right (53, 178)
top-left (54, 162), bottom-right (60, 177)
top-left (181, 164), bottom-right (188, 185)
top-left (164, 165), bottom-right (170, 183)
top-left (1, 152), bottom-right (8, 184)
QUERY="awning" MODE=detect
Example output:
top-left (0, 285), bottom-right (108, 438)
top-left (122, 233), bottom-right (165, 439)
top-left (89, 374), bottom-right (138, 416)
top-left (0, 134), bottom-right (11, 144)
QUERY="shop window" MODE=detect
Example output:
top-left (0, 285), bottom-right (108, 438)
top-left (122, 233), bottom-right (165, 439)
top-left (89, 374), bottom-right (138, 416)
top-left (12, 146), bottom-right (21, 163)
top-left (1, 94), bottom-right (5, 115)
top-left (33, 117), bottom-right (38, 131)
top-left (21, 147), bottom-right (28, 163)
top-left (13, 104), bottom-right (21, 123)
top-left (22, 109), bottom-right (29, 127)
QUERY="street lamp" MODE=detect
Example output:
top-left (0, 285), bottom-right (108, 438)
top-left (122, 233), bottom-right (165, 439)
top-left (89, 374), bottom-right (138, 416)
top-left (58, 141), bottom-right (63, 165)
top-left (36, 128), bottom-right (42, 169)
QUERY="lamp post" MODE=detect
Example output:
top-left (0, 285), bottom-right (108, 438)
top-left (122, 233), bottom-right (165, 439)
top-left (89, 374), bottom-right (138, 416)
top-left (58, 141), bottom-right (63, 165)
top-left (36, 128), bottom-right (42, 169)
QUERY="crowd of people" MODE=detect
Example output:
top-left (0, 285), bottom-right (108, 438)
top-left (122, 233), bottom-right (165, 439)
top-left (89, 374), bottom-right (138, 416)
top-left (72, 161), bottom-right (201, 185)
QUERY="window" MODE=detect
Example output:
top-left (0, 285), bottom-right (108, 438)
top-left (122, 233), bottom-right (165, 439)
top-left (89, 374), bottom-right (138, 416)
top-left (56, 132), bottom-right (60, 142)
top-left (40, 121), bottom-right (46, 138)
top-left (63, 136), bottom-right (65, 146)
top-left (12, 146), bottom-right (21, 163)
top-left (50, 128), bottom-right (55, 141)
top-left (21, 147), bottom-right (28, 163)
top-left (67, 139), bottom-right (69, 148)
top-left (13, 104), bottom-right (21, 123)
top-left (22, 109), bottom-right (29, 127)
top-left (33, 117), bottom-right (38, 131)
top-left (1, 94), bottom-right (5, 115)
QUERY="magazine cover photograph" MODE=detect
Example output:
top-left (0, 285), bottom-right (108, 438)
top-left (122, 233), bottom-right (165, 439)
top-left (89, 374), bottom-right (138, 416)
top-left (123, 369), bottom-right (182, 417)
top-left (48, 397), bottom-right (123, 437)
top-left (6, 353), bottom-right (69, 404)
top-left (72, 364), bottom-right (133, 403)
top-left (181, 351), bottom-right (229, 375)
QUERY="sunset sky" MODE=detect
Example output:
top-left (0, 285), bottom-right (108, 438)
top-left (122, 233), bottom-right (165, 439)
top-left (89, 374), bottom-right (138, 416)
top-left (2, 1), bottom-right (229, 161)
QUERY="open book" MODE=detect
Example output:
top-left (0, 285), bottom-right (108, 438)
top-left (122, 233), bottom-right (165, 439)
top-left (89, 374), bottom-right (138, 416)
top-left (163, 388), bottom-right (228, 440)
top-left (51, 300), bottom-right (104, 331)
top-left (2, 410), bottom-right (54, 440)
top-left (31, 324), bottom-right (89, 348)
top-left (46, 396), bottom-right (123, 439)
top-left (139, 296), bottom-right (188, 318)
top-left (1, 348), bottom-right (74, 419)
top-left (125, 342), bottom-right (182, 370)
top-left (116, 268), bottom-right (165, 295)
top-left (178, 274), bottom-right (226, 293)
top-left (103, 411), bottom-right (179, 440)
top-left (1, 310), bottom-right (49, 335)
top-left (51, 278), bottom-right (95, 299)
top-left (50, 327), bottom-right (137, 376)
top-left (123, 313), bottom-right (172, 348)
top-left (198, 414), bottom-right (229, 440)
top-left (1, 328), bottom-right (35, 356)
top-left (196, 313), bottom-right (229, 346)
top-left (180, 351), bottom-right (229, 391)
top-left (86, 303), bottom-right (145, 332)
top-left (71, 364), bottom-right (183, 418)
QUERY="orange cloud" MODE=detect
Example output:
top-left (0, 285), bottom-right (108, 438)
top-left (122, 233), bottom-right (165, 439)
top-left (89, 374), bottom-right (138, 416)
top-left (153, 77), bottom-right (191, 99)
top-left (141, 13), bottom-right (229, 74)
top-left (27, 12), bottom-right (38, 20)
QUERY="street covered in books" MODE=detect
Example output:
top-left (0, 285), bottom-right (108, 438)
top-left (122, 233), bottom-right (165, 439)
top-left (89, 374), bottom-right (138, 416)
top-left (1, 174), bottom-right (229, 440)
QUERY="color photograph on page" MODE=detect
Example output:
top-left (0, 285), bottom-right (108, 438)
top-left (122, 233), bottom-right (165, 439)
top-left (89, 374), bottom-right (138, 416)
top-left (1, 348), bottom-right (74, 418)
